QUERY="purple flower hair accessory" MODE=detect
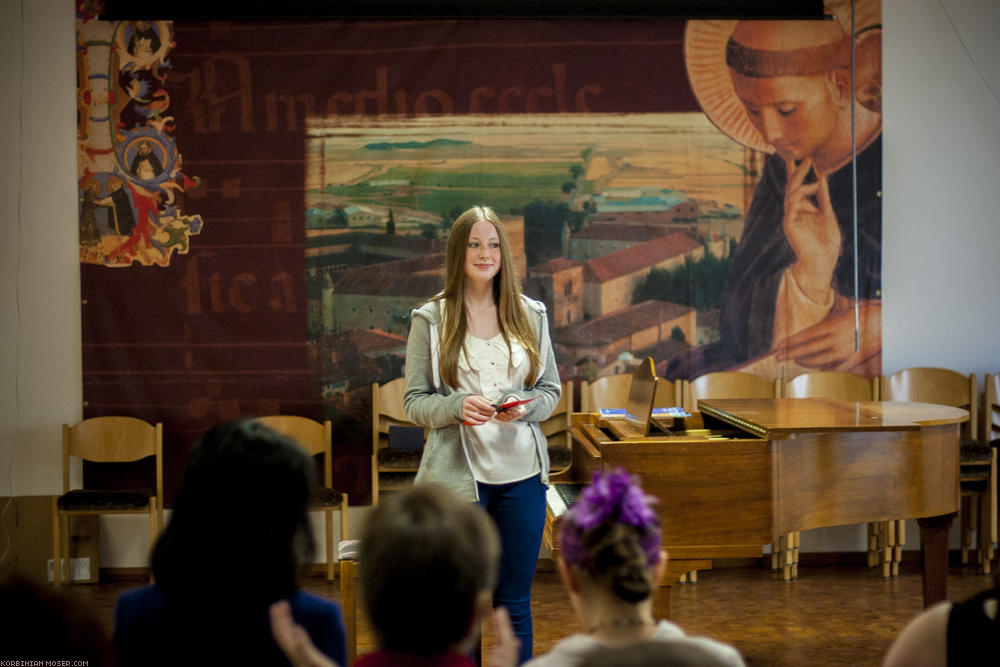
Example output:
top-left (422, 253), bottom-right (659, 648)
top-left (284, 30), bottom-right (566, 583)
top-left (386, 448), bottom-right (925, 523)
top-left (559, 468), bottom-right (661, 570)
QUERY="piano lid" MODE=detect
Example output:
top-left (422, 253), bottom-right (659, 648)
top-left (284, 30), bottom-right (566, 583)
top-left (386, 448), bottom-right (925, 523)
top-left (697, 398), bottom-right (967, 439)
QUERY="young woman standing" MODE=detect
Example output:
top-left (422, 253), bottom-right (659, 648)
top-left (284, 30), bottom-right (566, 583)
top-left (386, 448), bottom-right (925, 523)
top-left (404, 205), bottom-right (562, 663)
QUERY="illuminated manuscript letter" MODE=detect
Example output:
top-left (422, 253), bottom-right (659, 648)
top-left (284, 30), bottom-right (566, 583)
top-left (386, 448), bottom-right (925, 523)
top-left (185, 53), bottom-right (254, 133)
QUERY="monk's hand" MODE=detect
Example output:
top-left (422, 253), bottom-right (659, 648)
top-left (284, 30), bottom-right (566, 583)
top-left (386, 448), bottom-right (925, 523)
top-left (783, 158), bottom-right (841, 302)
top-left (778, 300), bottom-right (882, 372)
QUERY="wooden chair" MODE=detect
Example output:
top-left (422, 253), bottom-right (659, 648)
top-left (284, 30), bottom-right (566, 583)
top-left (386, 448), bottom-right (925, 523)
top-left (683, 371), bottom-right (780, 415)
top-left (783, 372), bottom-right (881, 576)
top-left (372, 378), bottom-right (424, 505)
top-left (979, 373), bottom-right (1000, 571)
top-left (339, 552), bottom-right (360, 665)
top-left (581, 373), bottom-right (683, 412)
top-left (542, 382), bottom-right (574, 478)
top-left (254, 416), bottom-right (348, 581)
top-left (883, 368), bottom-right (994, 574)
top-left (685, 371), bottom-right (781, 580)
top-left (52, 417), bottom-right (162, 586)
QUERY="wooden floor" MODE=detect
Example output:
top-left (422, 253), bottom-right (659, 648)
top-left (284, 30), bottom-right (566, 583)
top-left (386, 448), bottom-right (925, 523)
top-left (67, 558), bottom-right (994, 666)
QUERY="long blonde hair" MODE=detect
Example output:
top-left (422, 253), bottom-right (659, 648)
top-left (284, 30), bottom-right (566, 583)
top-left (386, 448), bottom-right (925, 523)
top-left (434, 206), bottom-right (540, 389)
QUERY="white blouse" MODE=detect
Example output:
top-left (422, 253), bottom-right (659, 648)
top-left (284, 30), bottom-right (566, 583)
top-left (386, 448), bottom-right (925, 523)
top-left (457, 331), bottom-right (540, 485)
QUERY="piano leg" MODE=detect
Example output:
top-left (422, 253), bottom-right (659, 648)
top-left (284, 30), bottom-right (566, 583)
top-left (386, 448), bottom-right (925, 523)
top-left (659, 559), bottom-right (712, 618)
top-left (917, 513), bottom-right (956, 608)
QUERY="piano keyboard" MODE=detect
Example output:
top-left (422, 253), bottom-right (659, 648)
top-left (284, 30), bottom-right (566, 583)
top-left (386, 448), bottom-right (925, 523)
top-left (546, 482), bottom-right (584, 517)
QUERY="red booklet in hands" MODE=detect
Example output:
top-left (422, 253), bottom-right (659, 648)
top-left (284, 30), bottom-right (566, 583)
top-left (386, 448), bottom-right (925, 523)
top-left (493, 397), bottom-right (537, 411)
top-left (462, 397), bottom-right (537, 425)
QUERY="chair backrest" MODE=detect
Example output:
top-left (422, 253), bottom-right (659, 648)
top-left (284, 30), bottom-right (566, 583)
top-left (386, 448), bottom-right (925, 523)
top-left (685, 371), bottom-right (778, 413)
top-left (882, 367), bottom-right (977, 439)
top-left (582, 374), bottom-right (683, 412)
top-left (581, 374), bottom-right (631, 413)
top-left (783, 371), bottom-right (879, 402)
top-left (62, 416), bottom-right (163, 496)
top-left (540, 382), bottom-right (573, 447)
top-left (372, 378), bottom-right (423, 452)
top-left (982, 373), bottom-right (1000, 443)
top-left (654, 378), bottom-right (683, 410)
top-left (254, 416), bottom-right (333, 488)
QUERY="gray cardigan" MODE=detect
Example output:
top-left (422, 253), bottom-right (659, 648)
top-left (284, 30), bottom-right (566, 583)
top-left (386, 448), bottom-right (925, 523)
top-left (404, 294), bottom-right (562, 501)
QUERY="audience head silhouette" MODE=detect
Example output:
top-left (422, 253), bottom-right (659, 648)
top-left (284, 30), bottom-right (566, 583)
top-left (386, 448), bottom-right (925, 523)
top-left (360, 483), bottom-right (500, 656)
top-left (559, 468), bottom-right (663, 604)
top-left (152, 419), bottom-right (317, 604)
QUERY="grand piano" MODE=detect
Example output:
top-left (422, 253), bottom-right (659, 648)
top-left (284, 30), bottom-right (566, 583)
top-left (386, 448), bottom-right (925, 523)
top-left (553, 396), bottom-right (967, 617)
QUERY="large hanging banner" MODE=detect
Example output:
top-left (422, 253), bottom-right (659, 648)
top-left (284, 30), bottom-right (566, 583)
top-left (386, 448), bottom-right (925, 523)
top-left (76, 2), bottom-right (881, 501)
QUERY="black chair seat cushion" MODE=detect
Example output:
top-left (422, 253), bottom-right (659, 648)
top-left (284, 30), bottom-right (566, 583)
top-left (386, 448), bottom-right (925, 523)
top-left (377, 470), bottom-right (418, 490)
top-left (310, 487), bottom-right (344, 507)
top-left (959, 438), bottom-right (992, 463)
top-left (548, 444), bottom-right (572, 470)
top-left (57, 488), bottom-right (154, 511)
top-left (377, 448), bottom-right (423, 470)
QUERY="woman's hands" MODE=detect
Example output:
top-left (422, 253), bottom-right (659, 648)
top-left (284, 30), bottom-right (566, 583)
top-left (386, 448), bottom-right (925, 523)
top-left (494, 404), bottom-right (526, 423)
top-left (462, 395), bottom-right (496, 425)
top-left (462, 395), bottom-right (527, 425)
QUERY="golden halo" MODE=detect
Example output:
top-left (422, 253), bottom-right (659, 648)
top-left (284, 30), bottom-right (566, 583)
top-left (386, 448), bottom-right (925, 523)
top-left (683, 1), bottom-right (881, 153)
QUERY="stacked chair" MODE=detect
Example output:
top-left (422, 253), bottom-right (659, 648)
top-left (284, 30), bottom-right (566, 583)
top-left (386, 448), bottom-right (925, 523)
top-left (883, 368), bottom-right (994, 575)
top-left (254, 416), bottom-right (349, 581)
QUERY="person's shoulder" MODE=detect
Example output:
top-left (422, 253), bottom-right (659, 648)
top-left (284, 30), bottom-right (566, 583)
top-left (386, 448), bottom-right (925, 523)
top-left (116, 584), bottom-right (165, 611)
top-left (883, 600), bottom-right (950, 667)
top-left (653, 621), bottom-right (746, 666)
top-left (652, 619), bottom-right (687, 640)
top-left (288, 590), bottom-right (343, 620)
top-left (525, 633), bottom-right (599, 667)
top-left (114, 585), bottom-right (167, 632)
top-left (520, 293), bottom-right (547, 315)
top-left (412, 296), bottom-right (445, 323)
top-left (679, 636), bottom-right (746, 666)
top-left (355, 650), bottom-right (475, 667)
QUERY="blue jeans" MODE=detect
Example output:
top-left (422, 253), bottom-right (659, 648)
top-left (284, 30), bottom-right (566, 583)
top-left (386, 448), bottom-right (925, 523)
top-left (477, 474), bottom-right (546, 665)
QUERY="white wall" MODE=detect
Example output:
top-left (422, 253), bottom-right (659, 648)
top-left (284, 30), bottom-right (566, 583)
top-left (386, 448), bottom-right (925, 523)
top-left (2, 0), bottom-right (999, 566)
top-left (1, 0), bottom-right (81, 503)
top-left (882, 0), bottom-right (1000, 378)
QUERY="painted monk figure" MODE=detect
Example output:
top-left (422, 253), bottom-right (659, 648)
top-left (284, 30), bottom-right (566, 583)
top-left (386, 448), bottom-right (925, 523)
top-left (684, 4), bottom-right (882, 375)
